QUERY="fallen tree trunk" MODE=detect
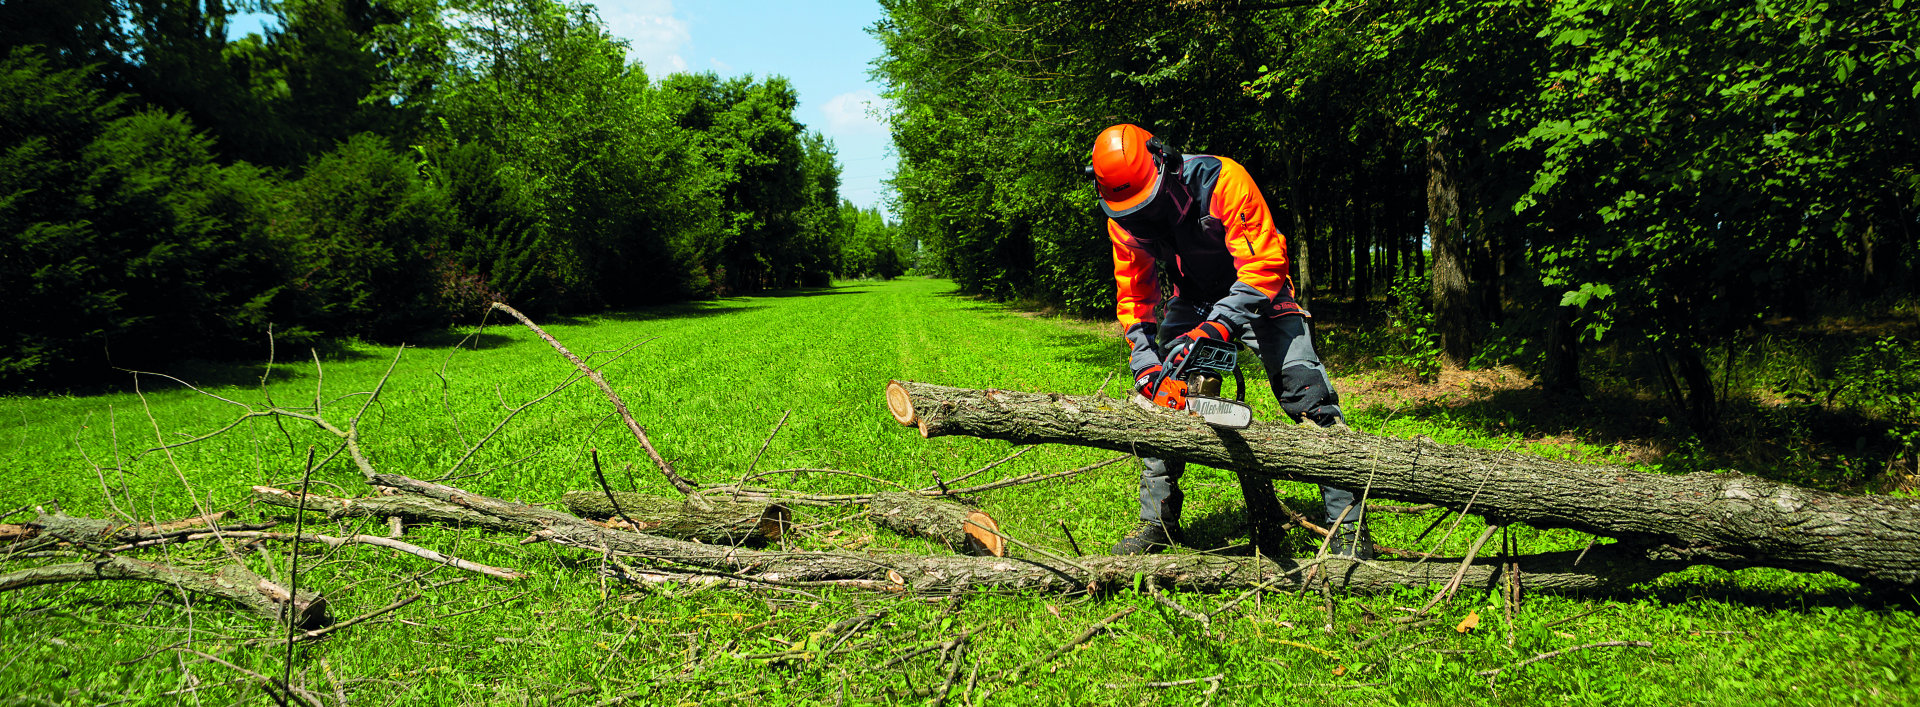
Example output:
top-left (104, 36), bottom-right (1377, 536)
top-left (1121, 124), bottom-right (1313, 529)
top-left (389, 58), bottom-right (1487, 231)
top-left (0, 556), bottom-right (331, 629)
top-left (885, 380), bottom-right (1920, 588)
top-left (368, 473), bottom-right (1685, 595)
top-left (560, 491), bottom-right (789, 545)
top-left (868, 492), bottom-right (1006, 556)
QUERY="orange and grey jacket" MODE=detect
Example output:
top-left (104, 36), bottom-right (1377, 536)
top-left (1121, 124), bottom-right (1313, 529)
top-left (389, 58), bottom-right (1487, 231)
top-left (1110, 155), bottom-right (1302, 339)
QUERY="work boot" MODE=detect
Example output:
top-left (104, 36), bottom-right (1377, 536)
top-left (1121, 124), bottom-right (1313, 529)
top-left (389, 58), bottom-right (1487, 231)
top-left (1326, 520), bottom-right (1376, 560)
top-left (1112, 521), bottom-right (1179, 555)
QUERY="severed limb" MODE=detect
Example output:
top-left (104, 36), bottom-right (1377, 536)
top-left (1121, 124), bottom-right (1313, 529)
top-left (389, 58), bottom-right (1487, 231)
top-left (209, 531), bottom-right (524, 581)
top-left (370, 473), bottom-right (1690, 595)
top-left (0, 556), bottom-right (331, 629)
top-left (489, 301), bottom-right (701, 499)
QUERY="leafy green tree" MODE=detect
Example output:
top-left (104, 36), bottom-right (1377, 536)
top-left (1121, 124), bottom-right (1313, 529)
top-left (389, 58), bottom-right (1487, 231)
top-left (281, 133), bottom-right (450, 339)
top-left (836, 199), bottom-right (909, 280)
top-left (2, 49), bottom-right (297, 387)
top-left (428, 141), bottom-right (548, 308)
top-left (1515, 0), bottom-right (1920, 431)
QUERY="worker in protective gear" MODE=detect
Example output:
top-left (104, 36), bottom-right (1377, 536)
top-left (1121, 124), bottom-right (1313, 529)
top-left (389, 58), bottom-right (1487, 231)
top-left (1089, 123), bottom-right (1372, 558)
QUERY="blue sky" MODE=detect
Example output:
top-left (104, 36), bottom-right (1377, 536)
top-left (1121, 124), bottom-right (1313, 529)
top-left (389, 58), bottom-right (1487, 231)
top-left (597, 1), bottom-right (896, 215)
top-left (234, 1), bottom-right (897, 215)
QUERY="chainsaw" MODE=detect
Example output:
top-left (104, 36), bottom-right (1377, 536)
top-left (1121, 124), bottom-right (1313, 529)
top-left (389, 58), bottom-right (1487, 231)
top-left (1139, 337), bottom-right (1255, 429)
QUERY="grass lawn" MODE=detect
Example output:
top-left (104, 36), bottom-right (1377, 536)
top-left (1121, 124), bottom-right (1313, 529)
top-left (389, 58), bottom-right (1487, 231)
top-left (3, 277), bottom-right (1914, 705)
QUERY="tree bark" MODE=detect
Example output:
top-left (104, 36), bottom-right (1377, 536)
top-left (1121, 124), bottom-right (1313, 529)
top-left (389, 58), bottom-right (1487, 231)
top-left (368, 472), bottom-right (1679, 595)
top-left (884, 380), bottom-right (1920, 588)
top-left (1427, 128), bottom-right (1482, 366)
top-left (867, 492), bottom-right (1005, 556)
top-left (0, 556), bottom-right (331, 629)
top-left (560, 491), bottom-right (789, 545)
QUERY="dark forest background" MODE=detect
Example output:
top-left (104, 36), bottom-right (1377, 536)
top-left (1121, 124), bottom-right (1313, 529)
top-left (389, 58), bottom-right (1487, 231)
top-left (2, 0), bottom-right (911, 389)
top-left (874, 0), bottom-right (1918, 458)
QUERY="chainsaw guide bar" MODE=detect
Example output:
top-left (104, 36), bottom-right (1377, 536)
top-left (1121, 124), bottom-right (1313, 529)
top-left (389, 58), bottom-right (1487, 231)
top-left (1131, 394), bottom-right (1255, 429)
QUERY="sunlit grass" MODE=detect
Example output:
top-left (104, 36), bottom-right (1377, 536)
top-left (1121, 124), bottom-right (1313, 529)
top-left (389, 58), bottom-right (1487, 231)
top-left (2, 277), bottom-right (1913, 705)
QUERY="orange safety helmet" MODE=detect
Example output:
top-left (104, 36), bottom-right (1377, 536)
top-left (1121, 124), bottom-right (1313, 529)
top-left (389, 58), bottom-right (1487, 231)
top-left (1089, 124), bottom-right (1170, 218)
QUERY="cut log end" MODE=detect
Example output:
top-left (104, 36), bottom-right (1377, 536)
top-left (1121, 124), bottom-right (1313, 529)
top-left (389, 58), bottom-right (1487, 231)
top-left (963, 512), bottom-right (1006, 557)
top-left (758, 505), bottom-right (792, 540)
top-left (886, 381), bottom-right (919, 428)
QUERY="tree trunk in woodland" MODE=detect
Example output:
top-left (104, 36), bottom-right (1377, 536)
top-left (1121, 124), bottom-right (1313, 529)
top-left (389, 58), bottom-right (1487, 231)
top-left (561, 491), bottom-right (789, 544)
top-left (885, 380), bottom-right (1920, 588)
top-left (867, 493), bottom-right (1005, 556)
top-left (1427, 128), bottom-right (1482, 366)
top-left (1285, 146), bottom-right (1312, 301)
top-left (1541, 305), bottom-right (1582, 395)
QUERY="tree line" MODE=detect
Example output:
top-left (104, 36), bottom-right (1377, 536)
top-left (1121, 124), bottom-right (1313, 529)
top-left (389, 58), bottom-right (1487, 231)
top-left (875, 0), bottom-right (1917, 433)
top-left (1, 0), bottom-right (911, 390)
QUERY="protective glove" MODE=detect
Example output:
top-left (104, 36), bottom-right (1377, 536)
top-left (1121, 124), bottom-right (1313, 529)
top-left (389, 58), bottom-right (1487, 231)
top-left (1125, 322), bottom-right (1163, 399)
top-left (1162, 319), bottom-right (1233, 375)
top-left (1134, 364), bottom-right (1165, 399)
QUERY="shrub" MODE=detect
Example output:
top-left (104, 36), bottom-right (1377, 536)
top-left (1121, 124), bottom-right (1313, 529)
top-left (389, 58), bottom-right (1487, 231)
top-left (281, 133), bottom-right (451, 340)
top-left (2, 49), bottom-right (299, 388)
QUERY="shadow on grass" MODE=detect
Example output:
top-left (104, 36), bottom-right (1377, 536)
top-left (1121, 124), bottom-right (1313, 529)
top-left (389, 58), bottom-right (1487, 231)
top-left (1353, 383), bottom-right (1908, 491)
top-left (1186, 504), bottom-right (1906, 610)
top-left (408, 330), bottom-right (517, 351)
top-left (591, 301), bottom-right (764, 323)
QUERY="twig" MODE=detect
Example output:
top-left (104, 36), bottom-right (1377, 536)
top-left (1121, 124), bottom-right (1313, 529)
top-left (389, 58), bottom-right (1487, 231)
top-left (177, 648), bottom-right (324, 707)
top-left (702, 455), bottom-right (1127, 507)
top-left (1146, 578), bottom-right (1211, 629)
top-left (490, 302), bottom-right (699, 499)
top-left (926, 445), bottom-right (1037, 490)
top-left (1410, 466), bottom-right (1497, 569)
top-left (962, 519), bottom-right (1094, 583)
top-left (1003, 605), bottom-right (1136, 682)
top-left (1419, 524), bottom-right (1502, 614)
top-left (285, 446), bottom-right (316, 691)
top-left (1573, 536), bottom-right (1599, 566)
top-left (1057, 521), bottom-right (1084, 557)
top-left (1477, 641), bottom-right (1654, 682)
top-left (434, 368), bottom-right (589, 481)
top-left (736, 411), bottom-right (793, 499)
top-left (248, 594), bottom-right (422, 647)
top-left (1105, 673), bottom-right (1224, 689)
top-left (429, 591), bottom-right (529, 621)
top-left (1275, 503), bottom-right (1434, 559)
top-left (1354, 618), bottom-right (1438, 652)
top-left (1387, 635), bottom-right (1446, 658)
top-left (591, 449), bottom-right (641, 532)
top-left (0, 504), bottom-right (30, 523)
top-left (931, 640), bottom-right (967, 707)
top-left (211, 532), bottom-right (524, 580)
top-left (881, 626), bottom-right (982, 669)
top-left (1502, 527), bottom-right (1519, 648)
top-left (1543, 606), bottom-right (1610, 628)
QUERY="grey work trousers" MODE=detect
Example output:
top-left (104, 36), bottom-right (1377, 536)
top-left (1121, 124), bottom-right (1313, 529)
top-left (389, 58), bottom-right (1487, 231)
top-left (1138, 298), bottom-right (1364, 528)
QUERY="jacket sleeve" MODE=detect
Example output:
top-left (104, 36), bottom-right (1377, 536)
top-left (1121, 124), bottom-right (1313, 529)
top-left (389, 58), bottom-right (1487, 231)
top-left (1110, 219), bottom-right (1164, 374)
top-left (1110, 219), bottom-right (1160, 327)
top-left (1205, 158), bottom-right (1298, 335)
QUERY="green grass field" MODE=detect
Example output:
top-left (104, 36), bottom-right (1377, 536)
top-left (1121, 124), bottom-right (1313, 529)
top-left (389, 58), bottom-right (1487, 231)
top-left (3, 277), bottom-right (1914, 705)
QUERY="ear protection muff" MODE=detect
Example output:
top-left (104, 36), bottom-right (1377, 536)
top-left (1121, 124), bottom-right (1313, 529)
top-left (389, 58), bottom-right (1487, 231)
top-left (1144, 136), bottom-right (1182, 180)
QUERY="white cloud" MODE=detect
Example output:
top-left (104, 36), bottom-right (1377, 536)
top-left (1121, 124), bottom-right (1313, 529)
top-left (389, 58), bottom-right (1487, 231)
top-left (595, 0), bottom-right (690, 75)
top-left (821, 91), bottom-right (891, 137)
